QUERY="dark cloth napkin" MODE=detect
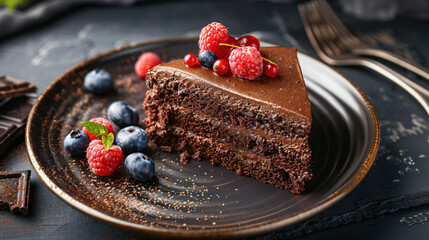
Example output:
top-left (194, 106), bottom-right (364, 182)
top-left (2, 0), bottom-right (428, 40)
top-left (0, 0), bottom-right (142, 40)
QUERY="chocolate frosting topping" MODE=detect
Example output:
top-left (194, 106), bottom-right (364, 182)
top-left (152, 47), bottom-right (311, 120)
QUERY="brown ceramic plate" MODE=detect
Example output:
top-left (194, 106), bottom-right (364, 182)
top-left (26, 37), bottom-right (380, 238)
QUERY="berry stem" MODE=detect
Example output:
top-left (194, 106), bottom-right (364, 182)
top-left (219, 43), bottom-right (239, 48)
top-left (219, 43), bottom-right (277, 66)
top-left (261, 57), bottom-right (277, 66)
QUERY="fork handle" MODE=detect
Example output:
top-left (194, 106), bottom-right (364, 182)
top-left (361, 58), bottom-right (429, 116)
top-left (354, 48), bottom-right (429, 81)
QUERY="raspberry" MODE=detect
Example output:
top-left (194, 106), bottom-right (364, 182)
top-left (82, 117), bottom-right (115, 141)
top-left (198, 22), bottom-right (229, 58)
top-left (134, 52), bottom-right (162, 78)
top-left (86, 140), bottom-right (123, 176)
top-left (229, 47), bottom-right (263, 80)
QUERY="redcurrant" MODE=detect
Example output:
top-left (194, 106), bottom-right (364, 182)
top-left (264, 62), bottom-right (278, 78)
top-left (226, 35), bottom-right (237, 46)
top-left (218, 35), bottom-right (237, 60)
top-left (213, 59), bottom-right (229, 75)
top-left (184, 54), bottom-right (199, 67)
top-left (237, 35), bottom-right (260, 50)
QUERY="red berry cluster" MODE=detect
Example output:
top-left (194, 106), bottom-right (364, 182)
top-left (184, 22), bottom-right (278, 80)
top-left (82, 117), bottom-right (115, 141)
top-left (82, 118), bottom-right (123, 176)
top-left (135, 52), bottom-right (162, 78)
top-left (87, 139), bottom-right (123, 176)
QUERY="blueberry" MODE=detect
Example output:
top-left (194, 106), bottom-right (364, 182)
top-left (116, 126), bottom-right (148, 156)
top-left (198, 50), bottom-right (217, 68)
top-left (124, 152), bottom-right (155, 181)
top-left (107, 101), bottom-right (139, 128)
top-left (84, 69), bottom-right (114, 93)
top-left (64, 130), bottom-right (90, 156)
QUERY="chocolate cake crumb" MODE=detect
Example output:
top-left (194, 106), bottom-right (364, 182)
top-left (180, 151), bottom-right (190, 163)
top-left (192, 151), bottom-right (203, 161)
top-left (160, 146), bottom-right (173, 152)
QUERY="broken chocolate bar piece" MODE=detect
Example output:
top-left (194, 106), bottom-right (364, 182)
top-left (0, 75), bottom-right (36, 100)
top-left (0, 170), bottom-right (31, 215)
top-left (0, 96), bottom-right (37, 156)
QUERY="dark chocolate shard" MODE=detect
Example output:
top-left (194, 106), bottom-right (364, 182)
top-left (0, 75), bottom-right (37, 100)
top-left (0, 96), bottom-right (36, 125)
top-left (0, 123), bottom-right (19, 155)
top-left (0, 96), bottom-right (36, 156)
top-left (0, 170), bottom-right (31, 215)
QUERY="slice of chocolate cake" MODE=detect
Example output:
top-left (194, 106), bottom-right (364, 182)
top-left (144, 47), bottom-right (312, 194)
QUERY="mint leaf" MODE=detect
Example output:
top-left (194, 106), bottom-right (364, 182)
top-left (102, 133), bottom-right (114, 151)
top-left (81, 121), bottom-right (108, 137)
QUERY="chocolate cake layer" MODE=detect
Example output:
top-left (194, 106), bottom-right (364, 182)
top-left (161, 124), bottom-right (311, 194)
top-left (145, 75), bottom-right (310, 137)
top-left (144, 46), bottom-right (312, 193)
top-left (144, 101), bottom-right (312, 193)
top-left (145, 101), bottom-right (310, 163)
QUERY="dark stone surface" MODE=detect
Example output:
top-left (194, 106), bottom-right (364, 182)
top-left (0, 0), bottom-right (428, 239)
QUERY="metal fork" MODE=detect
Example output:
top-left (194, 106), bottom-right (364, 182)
top-left (298, 1), bottom-right (429, 116)
top-left (314, 0), bottom-right (429, 81)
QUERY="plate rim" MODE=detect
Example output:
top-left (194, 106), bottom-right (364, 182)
top-left (25, 36), bottom-right (380, 238)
